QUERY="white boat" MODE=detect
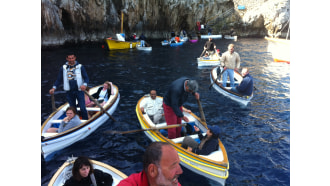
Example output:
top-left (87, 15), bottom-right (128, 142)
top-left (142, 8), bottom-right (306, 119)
top-left (265, 36), bottom-right (290, 64)
top-left (136, 95), bottom-right (229, 185)
top-left (197, 55), bottom-right (220, 67)
top-left (136, 44), bottom-right (152, 51)
top-left (41, 84), bottom-right (120, 159)
top-left (224, 35), bottom-right (237, 41)
top-left (180, 36), bottom-right (188, 42)
top-left (201, 34), bottom-right (222, 39)
top-left (161, 36), bottom-right (188, 46)
top-left (48, 157), bottom-right (127, 186)
top-left (210, 66), bottom-right (253, 106)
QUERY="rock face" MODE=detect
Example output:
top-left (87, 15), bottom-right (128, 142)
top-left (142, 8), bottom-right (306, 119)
top-left (41, 0), bottom-right (290, 46)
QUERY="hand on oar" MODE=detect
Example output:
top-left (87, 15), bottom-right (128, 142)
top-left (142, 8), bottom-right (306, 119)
top-left (104, 124), bottom-right (187, 134)
top-left (199, 49), bottom-right (206, 57)
top-left (84, 90), bottom-right (116, 122)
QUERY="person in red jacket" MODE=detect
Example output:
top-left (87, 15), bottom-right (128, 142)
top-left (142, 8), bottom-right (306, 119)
top-left (118, 142), bottom-right (183, 186)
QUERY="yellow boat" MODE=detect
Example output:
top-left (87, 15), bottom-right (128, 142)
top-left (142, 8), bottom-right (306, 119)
top-left (105, 38), bottom-right (139, 50)
top-left (105, 11), bottom-right (139, 50)
top-left (136, 95), bottom-right (229, 185)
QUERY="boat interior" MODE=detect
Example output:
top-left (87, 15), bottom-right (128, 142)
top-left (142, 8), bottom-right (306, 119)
top-left (42, 85), bottom-right (118, 138)
top-left (140, 97), bottom-right (224, 162)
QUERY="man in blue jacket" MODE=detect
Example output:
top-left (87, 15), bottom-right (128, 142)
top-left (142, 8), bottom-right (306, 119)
top-left (231, 67), bottom-right (253, 96)
top-left (163, 77), bottom-right (200, 139)
top-left (49, 53), bottom-right (89, 120)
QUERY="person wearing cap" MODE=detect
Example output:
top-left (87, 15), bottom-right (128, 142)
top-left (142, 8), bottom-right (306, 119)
top-left (163, 77), bottom-right (200, 139)
top-left (181, 125), bottom-right (220, 155)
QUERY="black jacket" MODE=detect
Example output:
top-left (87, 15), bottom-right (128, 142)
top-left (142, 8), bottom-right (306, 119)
top-left (92, 87), bottom-right (112, 100)
top-left (163, 77), bottom-right (195, 118)
top-left (63, 169), bottom-right (113, 186)
top-left (192, 132), bottom-right (219, 155)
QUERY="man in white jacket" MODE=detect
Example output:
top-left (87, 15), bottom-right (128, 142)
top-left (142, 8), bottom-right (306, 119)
top-left (141, 90), bottom-right (164, 124)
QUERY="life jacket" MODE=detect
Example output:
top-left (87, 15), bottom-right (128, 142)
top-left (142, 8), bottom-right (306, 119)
top-left (62, 64), bottom-right (84, 91)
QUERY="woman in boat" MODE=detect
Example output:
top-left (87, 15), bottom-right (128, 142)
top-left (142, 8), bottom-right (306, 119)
top-left (46, 106), bottom-right (82, 133)
top-left (181, 125), bottom-right (220, 155)
top-left (85, 86), bottom-right (95, 107)
top-left (92, 81), bottom-right (113, 106)
top-left (64, 156), bottom-right (113, 186)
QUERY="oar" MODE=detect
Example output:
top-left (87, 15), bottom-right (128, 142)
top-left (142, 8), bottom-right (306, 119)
top-left (51, 94), bottom-right (56, 112)
top-left (199, 49), bottom-right (206, 57)
top-left (197, 99), bottom-right (206, 123)
top-left (209, 68), bottom-right (226, 90)
top-left (84, 90), bottom-right (116, 122)
top-left (104, 124), bottom-right (186, 134)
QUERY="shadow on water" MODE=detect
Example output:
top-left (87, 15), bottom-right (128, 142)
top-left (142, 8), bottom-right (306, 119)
top-left (41, 38), bottom-right (289, 186)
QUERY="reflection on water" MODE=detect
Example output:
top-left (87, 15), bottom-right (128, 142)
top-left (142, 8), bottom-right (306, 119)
top-left (41, 38), bottom-right (289, 186)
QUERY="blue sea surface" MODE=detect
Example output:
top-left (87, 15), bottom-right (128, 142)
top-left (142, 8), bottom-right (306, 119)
top-left (41, 38), bottom-right (290, 185)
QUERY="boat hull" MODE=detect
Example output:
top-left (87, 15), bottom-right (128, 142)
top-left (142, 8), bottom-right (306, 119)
top-left (210, 66), bottom-right (253, 106)
top-left (105, 39), bottom-right (139, 50)
top-left (48, 157), bottom-right (127, 186)
top-left (137, 44), bottom-right (152, 51)
top-left (197, 57), bottom-right (220, 67)
top-left (136, 96), bottom-right (229, 185)
top-left (201, 35), bottom-right (222, 39)
top-left (265, 36), bottom-right (290, 63)
top-left (224, 35), bottom-right (237, 41)
top-left (41, 84), bottom-right (120, 159)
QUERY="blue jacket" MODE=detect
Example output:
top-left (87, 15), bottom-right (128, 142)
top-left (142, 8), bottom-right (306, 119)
top-left (163, 77), bottom-right (195, 118)
top-left (53, 61), bottom-right (89, 91)
top-left (236, 73), bottom-right (253, 96)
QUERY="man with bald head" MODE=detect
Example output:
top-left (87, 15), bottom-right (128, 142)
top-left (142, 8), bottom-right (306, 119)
top-left (118, 142), bottom-right (183, 186)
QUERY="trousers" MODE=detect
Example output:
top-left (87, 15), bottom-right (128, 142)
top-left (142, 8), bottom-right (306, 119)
top-left (66, 90), bottom-right (88, 120)
top-left (163, 103), bottom-right (182, 139)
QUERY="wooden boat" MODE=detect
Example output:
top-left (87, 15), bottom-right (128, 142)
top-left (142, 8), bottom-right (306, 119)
top-left (136, 95), bottom-right (229, 185)
top-left (201, 34), bottom-right (222, 39)
top-left (105, 11), bottom-right (139, 50)
top-left (189, 37), bottom-right (198, 43)
top-left (170, 41), bottom-right (184, 47)
top-left (265, 36), bottom-right (290, 64)
top-left (136, 44), bottom-right (152, 51)
top-left (197, 55), bottom-right (220, 67)
top-left (180, 36), bottom-right (188, 42)
top-left (41, 84), bottom-right (120, 159)
top-left (105, 36), bottom-right (139, 50)
top-left (224, 35), bottom-right (237, 41)
top-left (48, 157), bottom-right (127, 186)
top-left (210, 66), bottom-right (253, 106)
top-left (162, 36), bottom-right (188, 46)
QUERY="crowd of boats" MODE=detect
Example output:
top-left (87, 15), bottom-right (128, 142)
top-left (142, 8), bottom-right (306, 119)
top-left (42, 24), bottom-right (291, 185)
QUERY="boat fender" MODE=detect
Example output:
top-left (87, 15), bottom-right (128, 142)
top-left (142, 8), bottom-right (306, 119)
top-left (130, 43), bottom-right (132, 48)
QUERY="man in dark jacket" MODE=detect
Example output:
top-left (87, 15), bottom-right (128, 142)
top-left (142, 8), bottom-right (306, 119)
top-left (231, 67), bottom-right (253, 96)
top-left (204, 37), bottom-right (216, 55)
top-left (163, 77), bottom-right (200, 139)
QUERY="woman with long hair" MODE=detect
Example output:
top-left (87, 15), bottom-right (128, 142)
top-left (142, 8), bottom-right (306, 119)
top-left (64, 156), bottom-right (113, 186)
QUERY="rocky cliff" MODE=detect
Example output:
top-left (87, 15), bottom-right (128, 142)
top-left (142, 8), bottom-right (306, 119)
top-left (41, 0), bottom-right (290, 46)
